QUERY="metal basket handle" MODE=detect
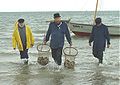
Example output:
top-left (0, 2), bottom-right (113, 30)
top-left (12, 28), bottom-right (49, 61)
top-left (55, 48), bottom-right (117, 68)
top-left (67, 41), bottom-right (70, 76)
top-left (63, 47), bottom-right (78, 56)
top-left (37, 44), bottom-right (50, 52)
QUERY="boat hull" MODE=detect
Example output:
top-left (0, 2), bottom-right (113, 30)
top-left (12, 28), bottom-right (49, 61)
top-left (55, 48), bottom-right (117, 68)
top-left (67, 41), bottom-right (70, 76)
top-left (68, 23), bottom-right (120, 36)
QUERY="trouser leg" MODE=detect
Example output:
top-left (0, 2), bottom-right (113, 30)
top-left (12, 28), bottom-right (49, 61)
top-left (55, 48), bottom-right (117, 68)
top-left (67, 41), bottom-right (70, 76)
top-left (97, 51), bottom-right (103, 64)
top-left (20, 49), bottom-right (29, 59)
top-left (51, 48), bottom-right (63, 65)
top-left (56, 48), bottom-right (63, 65)
top-left (93, 50), bottom-right (103, 64)
top-left (51, 48), bottom-right (57, 63)
top-left (93, 50), bottom-right (98, 58)
top-left (20, 45), bottom-right (29, 59)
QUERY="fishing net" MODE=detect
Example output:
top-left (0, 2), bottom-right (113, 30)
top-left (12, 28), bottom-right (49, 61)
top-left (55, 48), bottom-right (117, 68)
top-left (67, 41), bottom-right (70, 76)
top-left (37, 44), bottom-right (50, 66)
top-left (63, 47), bottom-right (78, 69)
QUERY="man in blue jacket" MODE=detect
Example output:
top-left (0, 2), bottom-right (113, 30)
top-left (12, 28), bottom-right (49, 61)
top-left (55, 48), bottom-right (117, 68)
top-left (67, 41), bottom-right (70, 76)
top-left (89, 18), bottom-right (110, 65)
top-left (44, 13), bottom-right (72, 69)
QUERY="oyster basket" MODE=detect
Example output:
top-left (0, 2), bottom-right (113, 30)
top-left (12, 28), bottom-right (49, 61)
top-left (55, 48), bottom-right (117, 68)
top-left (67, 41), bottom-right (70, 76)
top-left (37, 44), bottom-right (50, 65)
top-left (63, 47), bottom-right (78, 69)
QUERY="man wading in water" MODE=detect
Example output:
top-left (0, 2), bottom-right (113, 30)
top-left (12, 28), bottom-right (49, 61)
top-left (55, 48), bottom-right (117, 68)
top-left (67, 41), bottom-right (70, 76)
top-left (12, 19), bottom-right (34, 64)
top-left (89, 18), bottom-right (110, 66)
top-left (44, 13), bottom-right (72, 70)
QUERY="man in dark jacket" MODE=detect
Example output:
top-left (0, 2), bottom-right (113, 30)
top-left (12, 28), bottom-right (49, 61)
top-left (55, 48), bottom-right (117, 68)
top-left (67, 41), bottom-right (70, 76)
top-left (44, 13), bottom-right (72, 69)
top-left (89, 18), bottom-right (110, 65)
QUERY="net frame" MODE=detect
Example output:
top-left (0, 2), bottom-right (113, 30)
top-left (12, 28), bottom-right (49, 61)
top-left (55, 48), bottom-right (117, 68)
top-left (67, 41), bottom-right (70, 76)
top-left (63, 47), bottom-right (78, 56)
top-left (63, 47), bottom-right (78, 69)
top-left (36, 44), bottom-right (50, 65)
top-left (37, 44), bottom-right (50, 52)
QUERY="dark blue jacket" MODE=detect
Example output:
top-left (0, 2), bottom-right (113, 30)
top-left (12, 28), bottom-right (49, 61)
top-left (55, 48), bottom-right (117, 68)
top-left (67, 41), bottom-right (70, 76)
top-left (89, 24), bottom-right (110, 51)
top-left (45, 22), bottom-right (71, 49)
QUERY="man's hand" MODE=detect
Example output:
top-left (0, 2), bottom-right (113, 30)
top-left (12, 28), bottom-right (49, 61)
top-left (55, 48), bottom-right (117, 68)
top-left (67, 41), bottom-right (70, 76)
top-left (70, 43), bottom-right (72, 47)
top-left (31, 44), bottom-right (34, 47)
top-left (89, 43), bottom-right (91, 46)
top-left (107, 44), bottom-right (110, 48)
top-left (69, 42), bottom-right (72, 47)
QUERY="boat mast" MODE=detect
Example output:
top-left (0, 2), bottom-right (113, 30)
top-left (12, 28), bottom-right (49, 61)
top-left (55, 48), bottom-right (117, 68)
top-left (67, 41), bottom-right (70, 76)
top-left (93, 0), bottom-right (99, 24)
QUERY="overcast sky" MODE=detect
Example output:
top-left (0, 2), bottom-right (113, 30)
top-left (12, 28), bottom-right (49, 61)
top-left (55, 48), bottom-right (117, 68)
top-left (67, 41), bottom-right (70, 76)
top-left (0, 0), bottom-right (119, 12)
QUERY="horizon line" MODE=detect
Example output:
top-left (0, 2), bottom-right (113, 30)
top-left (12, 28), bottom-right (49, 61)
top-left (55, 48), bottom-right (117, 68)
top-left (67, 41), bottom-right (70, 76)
top-left (0, 10), bottom-right (119, 12)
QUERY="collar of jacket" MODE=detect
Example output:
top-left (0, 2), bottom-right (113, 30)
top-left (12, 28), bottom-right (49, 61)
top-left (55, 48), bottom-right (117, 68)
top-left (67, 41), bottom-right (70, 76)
top-left (56, 22), bottom-right (62, 29)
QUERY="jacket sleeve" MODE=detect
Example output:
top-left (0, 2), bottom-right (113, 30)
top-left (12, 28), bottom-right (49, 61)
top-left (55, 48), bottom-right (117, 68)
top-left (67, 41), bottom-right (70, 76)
top-left (45, 23), bottom-right (52, 42)
top-left (65, 23), bottom-right (72, 44)
top-left (89, 27), bottom-right (94, 43)
top-left (28, 26), bottom-right (35, 45)
top-left (105, 26), bottom-right (110, 44)
top-left (12, 30), bottom-right (17, 48)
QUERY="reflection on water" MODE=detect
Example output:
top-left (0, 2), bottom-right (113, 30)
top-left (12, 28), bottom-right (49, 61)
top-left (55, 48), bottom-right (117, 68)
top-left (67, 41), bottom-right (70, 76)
top-left (91, 65), bottom-right (105, 85)
top-left (52, 72), bottom-right (65, 85)
top-left (0, 56), bottom-right (119, 85)
top-left (13, 65), bottom-right (30, 85)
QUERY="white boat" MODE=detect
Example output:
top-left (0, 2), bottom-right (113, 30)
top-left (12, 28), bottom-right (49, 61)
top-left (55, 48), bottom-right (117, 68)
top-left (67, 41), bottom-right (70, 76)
top-left (68, 22), bottom-right (120, 36)
top-left (68, 0), bottom-right (120, 36)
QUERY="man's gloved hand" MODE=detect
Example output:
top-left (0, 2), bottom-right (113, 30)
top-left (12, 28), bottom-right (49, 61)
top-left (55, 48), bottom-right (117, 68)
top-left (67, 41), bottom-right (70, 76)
top-left (70, 42), bottom-right (72, 47)
top-left (107, 44), bottom-right (110, 48)
top-left (31, 44), bottom-right (34, 47)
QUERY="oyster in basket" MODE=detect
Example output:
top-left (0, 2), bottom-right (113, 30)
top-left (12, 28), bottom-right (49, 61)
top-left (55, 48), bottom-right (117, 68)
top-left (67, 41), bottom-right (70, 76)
top-left (37, 57), bottom-right (49, 65)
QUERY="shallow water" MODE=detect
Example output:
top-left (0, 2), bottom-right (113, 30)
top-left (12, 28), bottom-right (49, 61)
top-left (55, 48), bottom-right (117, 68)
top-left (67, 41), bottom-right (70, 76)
top-left (0, 11), bottom-right (119, 85)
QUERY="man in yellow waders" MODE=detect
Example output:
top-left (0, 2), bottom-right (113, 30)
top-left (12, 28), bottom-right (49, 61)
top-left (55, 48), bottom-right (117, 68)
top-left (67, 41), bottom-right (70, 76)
top-left (12, 19), bottom-right (34, 64)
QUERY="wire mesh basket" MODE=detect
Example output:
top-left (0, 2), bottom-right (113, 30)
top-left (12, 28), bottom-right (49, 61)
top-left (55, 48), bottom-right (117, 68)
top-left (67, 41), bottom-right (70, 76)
top-left (63, 47), bottom-right (78, 69)
top-left (37, 44), bottom-right (51, 66)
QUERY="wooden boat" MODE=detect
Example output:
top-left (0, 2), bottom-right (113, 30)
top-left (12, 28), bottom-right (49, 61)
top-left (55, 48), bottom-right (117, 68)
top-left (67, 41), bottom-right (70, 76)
top-left (68, 23), bottom-right (120, 36)
top-left (68, 0), bottom-right (120, 36)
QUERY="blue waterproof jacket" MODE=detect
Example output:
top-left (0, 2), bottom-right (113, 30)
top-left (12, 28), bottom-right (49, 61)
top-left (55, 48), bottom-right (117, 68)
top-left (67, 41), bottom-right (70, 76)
top-left (45, 22), bottom-right (71, 49)
top-left (89, 24), bottom-right (110, 51)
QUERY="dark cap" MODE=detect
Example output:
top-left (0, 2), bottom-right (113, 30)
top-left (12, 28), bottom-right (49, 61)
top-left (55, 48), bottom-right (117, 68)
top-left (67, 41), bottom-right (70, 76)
top-left (54, 13), bottom-right (61, 18)
top-left (18, 18), bottom-right (25, 23)
top-left (95, 18), bottom-right (102, 25)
